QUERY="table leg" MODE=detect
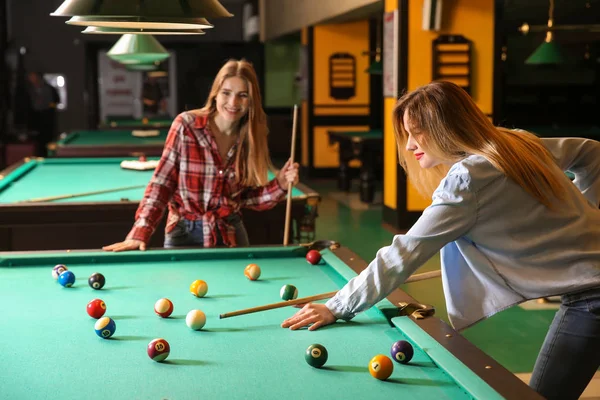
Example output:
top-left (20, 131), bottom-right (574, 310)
top-left (338, 143), bottom-right (352, 192)
top-left (359, 149), bottom-right (376, 203)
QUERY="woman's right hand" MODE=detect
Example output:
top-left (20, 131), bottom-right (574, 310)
top-left (102, 239), bottom-right (146, 252)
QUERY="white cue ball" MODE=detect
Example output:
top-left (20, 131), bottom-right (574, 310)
top-left (186, 309), bottom-right (206, 330)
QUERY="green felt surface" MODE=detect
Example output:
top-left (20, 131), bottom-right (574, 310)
top-left (0, 247), bottom-right (497, 400)
top-left (58, 130), bottom-right (169, 146)
top-left (105, 117), bottom-right (173, 128)
top-left (0, 158), bottom-right (304, 203)
top-left (332, 130), bottom-right (383, 140)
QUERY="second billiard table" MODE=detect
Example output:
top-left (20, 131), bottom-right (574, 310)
top-left (0, 158), bottom-right (320, 251)
top-left (48, 129), bottom-right (169, 158)
top-left (100, 116), bottom-right (174, 130)
top-left (0, 242), bottom-right (542, 399)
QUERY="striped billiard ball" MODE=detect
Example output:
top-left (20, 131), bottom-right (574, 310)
top-left (52, 264), bottom-right (68, 280)
top-left (148, 338), bottom-right (170, 362)
top-left (244, 264), bottom-right (261, 280)
top-left (154, 298), bottom-right (173, 318)
top-left (280, 284), bottom-right (298, 301)
top-left (190, 280), bottom-right (208, 297)
top-left (94, 317), bottom-right (116, 339)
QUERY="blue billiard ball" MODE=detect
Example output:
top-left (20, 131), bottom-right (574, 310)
top-left (391, 340), bottom-right (414, 364)
top-left (58, 271), bottom-right (75, 287)
top-left (94, 317), bottom-right (116, 339)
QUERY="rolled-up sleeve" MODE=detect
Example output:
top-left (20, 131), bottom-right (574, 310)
top-left (326, 171), bottom-right (477, 320)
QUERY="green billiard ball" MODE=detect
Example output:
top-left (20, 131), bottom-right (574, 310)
top-left (280, 284), bottom-right (298, 301)
top-left (305, 344), bottom-right (328, 368)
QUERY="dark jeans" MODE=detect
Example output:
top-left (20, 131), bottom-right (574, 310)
top-left (530, 287), bottom-right (600, 400)
top-left (164, 214), bottom-right (250, 248)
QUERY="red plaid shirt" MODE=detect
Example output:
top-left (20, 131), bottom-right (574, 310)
top-left (127, 112), bottom-right (286, 247)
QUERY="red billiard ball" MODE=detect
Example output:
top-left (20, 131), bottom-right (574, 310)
top-left (154, 298), bottom-right (173, 318)
top-left (147, 338), bottom-right (170, 362)
top-left (138, 155), bottom-right (147, 162)
top-left (306, 250), bottom-right (322, 265)
top-left (87, 298), bottom-right (106, 319)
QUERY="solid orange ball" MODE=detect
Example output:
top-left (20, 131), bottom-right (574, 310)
top-left (368, 354), bottom-right (393, 380)
top-left (244, 263), bottom-right (261, 280)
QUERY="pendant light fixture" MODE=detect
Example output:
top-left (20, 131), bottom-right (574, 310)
top-left (126, 62), bottom-right (160, 71)
top-left (525, 0), bottom-right (566, 65)
top-left (66, 16), bottom-right (213, 30)
top-left (51, 0), bottom-right (232, 31)
top-left (107, 34), bottom-right (169, 65)
top-left (82, 26), bottom-right (206, 35)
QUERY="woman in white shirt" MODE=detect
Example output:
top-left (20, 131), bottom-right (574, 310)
top-left (282, 81), bottom-right (600, 400)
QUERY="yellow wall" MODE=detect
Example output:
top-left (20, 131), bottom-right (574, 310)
top-left (405, 0), bottom-right (495, 211)
top-left (313, 126), bottom-right (369, 168)
top-left (301, 28), bottom-right (309, 167)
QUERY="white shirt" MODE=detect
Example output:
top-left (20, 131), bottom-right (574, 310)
top-left (326, 137), bottom-right (600, 331)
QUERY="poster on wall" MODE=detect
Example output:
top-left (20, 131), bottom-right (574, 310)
top-left (383, 10), bottom-right (398, 98)
top-left (97, 51), bottom-right (178, 123)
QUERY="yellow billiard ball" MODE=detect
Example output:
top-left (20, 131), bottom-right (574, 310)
top-left (190, 279), bottom-right (208, 297)
top-left (369, 354), bottom-right (393, 380)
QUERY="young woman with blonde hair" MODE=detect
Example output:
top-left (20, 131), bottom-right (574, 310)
top-left (282, 81), bottom-right (600, 400)
top-left (104, 59), bottom-right (299, 251)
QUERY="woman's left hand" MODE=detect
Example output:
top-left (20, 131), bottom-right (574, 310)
top-left (277, 158), bottom-right (300, 189)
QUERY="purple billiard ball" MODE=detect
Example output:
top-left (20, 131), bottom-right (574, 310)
top-left (391, 340), bottom-right (414, 364)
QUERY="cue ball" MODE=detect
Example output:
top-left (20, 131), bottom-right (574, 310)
top-left (280, 284), bottom-right (298, 301)
top-left (186, 309), bottom-right (206, 330)
top-left (306, 250), bottom-right (322, 265)
top-left (58, 270), bottom-right (75, 287)
top-left (88, 272), bottom-right (106, 290)
top-left (305, 344), bottom-right (328, 368)
top-left (52, 264), bottom-right (68, 280)
top-left (190, 280), bottom-right (208, 297)
top-left (369, 354), bottom-right (393, 380)
top-left (148, 338), bottom-right (170, 362)
top-left (94, 317), bottom-right (116, 339)
top-left (87, 298), bottom-right (107, 319)
top-left (391, 340), bottom-right (414, 364)
top-left (244, 263), bottom-right (261, 280)
top-left (154, 298), bottom-right (174, 318)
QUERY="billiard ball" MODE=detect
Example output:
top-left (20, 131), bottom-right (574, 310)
top-left (154, 298), bottom-right (173, 318)
top-left (368, 354), bottom-right (393, 380)
top-left (138, 155), bottom-right (147, 162)
top-left (147, 338), bottom-right (170, 362)
top-left (244, 263), bottom-right (261, 280)
top-left (52, 264), bottom-right (68, 280)
top-left (280, 284), bottom-right (298, 301)
top-left (186, 309), bottom-right (206, 330)
top-left (305, 344), bottom-right (328, 368)
top-left (142, 117), bottom-right (149, 124)
top-left (58, 270), bottom-right (75, 287)
top-left (391, 340), bottom-right (414, 364)
top-left (94, 317), bottom-right (116, 339)
top-left (190, 280), bottom-right (208, 297)
top-left (88, 272), bottom-right (105, 290)
top-left (87, 298), bottom-right (107, 319)
top-left (306, 250), bottom-right (322, 265)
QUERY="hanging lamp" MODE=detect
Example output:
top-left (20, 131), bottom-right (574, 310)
top-left (525, 0), bottom-right (566, 65)
top-left (107, 34), bottom-right (170, 65)
top-left (83, 26), bottom-right (206, 35)
top-left (126, 62), bottom-right (160, 71)
top-left (51, 0), bottom-right (232, 30)
top-left (67, 16), bottom-right (213, 30)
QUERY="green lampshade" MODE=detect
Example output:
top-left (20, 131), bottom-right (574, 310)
top-left (525, 40), bottom-right (566, 65)
top-left (365, 60), bottom-right (382, 75)
top-left (126, 62), bottom-right (160, 71)
top-left (107, 34), bottom-right (169, 64)
top-left (67, 16), bottom-right (213, 30)
top-left (51, 0), bottom-right (233, 19)
top-left (83, 26), bottom-right (205, 35)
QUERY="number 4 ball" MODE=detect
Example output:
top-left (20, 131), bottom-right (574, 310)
top-left (88, 272), bottom-right (105, 290)
top-left (148, 338), bottom-right (170, 362)
top-left (306, 250), bottom-right (322, 265)
top-left (391, 340), bottom-right (414, 364)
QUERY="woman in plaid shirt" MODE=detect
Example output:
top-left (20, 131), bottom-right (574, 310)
top-left (103, 59), bottom-right (299, 251)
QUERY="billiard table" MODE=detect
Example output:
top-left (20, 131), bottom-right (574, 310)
top-left (327, 130), bottom-right (383, 204)
top-left (100, 116), bottom-right (173, 130)
top-left (0, 243), bottom-right (541, 400)
top-left (0, 158), bottom-right (320, 251)
top-left (47, 129), bottom-right (169, 158)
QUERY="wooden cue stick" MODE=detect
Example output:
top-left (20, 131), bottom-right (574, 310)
top-left (18, 185), bottom-right (147, 203)
top-left (219, 269), bottom-right (442, 319)
top-left (283, 104), bottom-right (299, 246)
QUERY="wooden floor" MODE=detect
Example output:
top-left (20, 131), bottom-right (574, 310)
top-left (515, 372), bottom-right (600, 400)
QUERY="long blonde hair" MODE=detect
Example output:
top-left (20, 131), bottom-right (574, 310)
top-left (197, 59), bottom-right (271, 186)
top-left (393, 81), bottom-right (566, 208)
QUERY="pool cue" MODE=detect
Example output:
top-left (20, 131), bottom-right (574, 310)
top-left (219, 269), bottom-right (442, 319)
top-left (18, 185), bottom-right (147, 203)
top-left (283, 104), bottom-right (299, 246)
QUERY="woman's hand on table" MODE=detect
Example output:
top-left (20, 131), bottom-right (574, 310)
top-left (102, 239), bottom-right (146, 252)
top-left (281, 303), bottom-right (337, 331)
